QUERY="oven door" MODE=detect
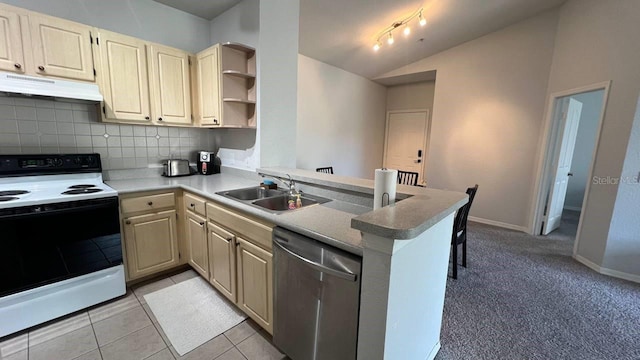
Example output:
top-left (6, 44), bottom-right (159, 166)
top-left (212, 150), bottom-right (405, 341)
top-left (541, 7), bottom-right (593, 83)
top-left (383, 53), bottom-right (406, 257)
top-left (0, 197), bottom-right (122, 298)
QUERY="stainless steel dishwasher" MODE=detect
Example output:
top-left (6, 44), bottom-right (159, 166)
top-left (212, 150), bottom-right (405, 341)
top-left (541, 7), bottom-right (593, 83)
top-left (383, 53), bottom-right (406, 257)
top-left (272, 227), bottom-right (362, 360)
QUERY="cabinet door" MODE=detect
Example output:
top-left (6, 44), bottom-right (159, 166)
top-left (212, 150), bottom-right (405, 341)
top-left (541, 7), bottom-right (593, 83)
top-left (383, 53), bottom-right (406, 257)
top-left (196, 45), bottom-right (221, 126)
top-left (0, 9), bottom-right (25, 74)
top-left (207, 221), bottom-right (236, 302)
top-left (123, 210), bottom-right (179, 280)
top-left (29, 14), bottom-right (94, 81)
top-left (97, 30), bottom-right (151, 123)
top-left (149, 44), bottom-right (192, 125)
top-left (186, 211), bottom-right (209, 278)
top-left (236, 236), bottom-right (273, 334)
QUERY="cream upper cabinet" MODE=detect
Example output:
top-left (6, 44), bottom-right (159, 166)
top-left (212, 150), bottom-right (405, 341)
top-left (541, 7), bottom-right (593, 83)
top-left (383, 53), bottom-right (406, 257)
top-left (96, 29), bottom-right (151, 124)
top-left (29, 14), bottom-right (95, 81)
top-left (149, 44), bottom-right (192, 125)
top-left (0, 3), bottom-right (95, 81)
top-left (195, 45), bottom-right (220, 126)
top-left (96, 29), bottom-right (193, 126)
top-left (0, 9), bottom-right (25, 74)
top-left (195, 42), bottom-right (256, 128)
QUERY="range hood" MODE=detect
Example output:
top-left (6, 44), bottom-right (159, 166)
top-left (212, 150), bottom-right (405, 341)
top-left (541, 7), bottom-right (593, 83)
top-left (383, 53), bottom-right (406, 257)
top-left (0, 72), bottom-right (103, 102)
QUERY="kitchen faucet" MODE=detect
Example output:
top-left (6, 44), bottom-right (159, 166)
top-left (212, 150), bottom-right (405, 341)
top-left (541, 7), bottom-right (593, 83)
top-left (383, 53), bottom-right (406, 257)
top-left (260, 173), bottom-right (299, 196)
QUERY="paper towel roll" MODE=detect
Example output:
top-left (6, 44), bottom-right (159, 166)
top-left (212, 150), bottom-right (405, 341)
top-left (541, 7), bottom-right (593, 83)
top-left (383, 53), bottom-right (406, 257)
top-left (374, 168), bottom-right (397, 210)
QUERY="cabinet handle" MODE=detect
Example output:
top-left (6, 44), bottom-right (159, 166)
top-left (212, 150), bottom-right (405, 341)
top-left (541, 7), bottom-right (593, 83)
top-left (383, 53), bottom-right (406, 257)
top-left (147, 201), bottom-right (153, 206)
top-left (145, 116), bottom-right (150, 120)
top-left (125, 220), bottom-right (131, 225)
top-left (38, 65), bottom-right (45, 71)
top-left (14, 63), bottom-right (21, 69)
top-left (158, 117), bottom-right (163, 121)
top-left (227, 237), bottom-right (234, 242)
top-left (190, 203), bottom-right (195, 207)
top-left (199, 221), bottom-right (205, 226)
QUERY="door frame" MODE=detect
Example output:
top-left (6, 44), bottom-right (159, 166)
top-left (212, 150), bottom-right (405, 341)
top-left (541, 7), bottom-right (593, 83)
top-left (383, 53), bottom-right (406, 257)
top-left (530, 81), bottom-right (611, 243)
top-left (382, 109), bottom-right (431, 185)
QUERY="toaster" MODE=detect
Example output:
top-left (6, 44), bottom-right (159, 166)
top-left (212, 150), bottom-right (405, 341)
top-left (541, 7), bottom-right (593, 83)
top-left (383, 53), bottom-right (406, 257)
top-left (163, 159), bottom-right (192, 177)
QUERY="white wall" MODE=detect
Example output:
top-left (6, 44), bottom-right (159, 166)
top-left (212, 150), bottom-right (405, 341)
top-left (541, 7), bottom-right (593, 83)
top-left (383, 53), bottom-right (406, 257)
top-left (297, 55), bottom-right (387, 179)
top-left (564, 90), bottom-right (604, 211)
top-left (386, 81), bottom-right (436, 112)
top-left (258, 0), bottom-right (299, 168)
top-left (0, 0), bottom-right (211, 53)
top-left (545, 0), bottom-right (640, 278)
top-left (208, 0), bottom-right (261, 171)
top-left (604, 96), bottom-right (640, 278)
top-left (376, 10), bottom-right (560, 230)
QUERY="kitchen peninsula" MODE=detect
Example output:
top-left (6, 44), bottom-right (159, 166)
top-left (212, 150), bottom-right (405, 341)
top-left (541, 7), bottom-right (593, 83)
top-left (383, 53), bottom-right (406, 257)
top-left (106, 167), bottom-right (468, 360)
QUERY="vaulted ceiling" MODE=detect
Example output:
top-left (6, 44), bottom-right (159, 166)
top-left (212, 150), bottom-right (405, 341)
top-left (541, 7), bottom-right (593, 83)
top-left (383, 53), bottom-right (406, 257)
top-left (153, 0), bottom-right (567, 80)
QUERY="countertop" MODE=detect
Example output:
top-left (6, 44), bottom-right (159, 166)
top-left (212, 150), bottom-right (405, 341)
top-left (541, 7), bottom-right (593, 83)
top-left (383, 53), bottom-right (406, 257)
top-left (106, 173), bottom-right (365, 255)
top-left (257, 167), bottom-right (469, 240)
top-left (107, 168), bottom-right (468, 255)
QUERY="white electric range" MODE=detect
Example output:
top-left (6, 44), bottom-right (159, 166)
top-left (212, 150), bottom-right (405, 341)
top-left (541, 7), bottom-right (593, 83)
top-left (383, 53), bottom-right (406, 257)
top-left (0, 153), bottom-right (125, 338)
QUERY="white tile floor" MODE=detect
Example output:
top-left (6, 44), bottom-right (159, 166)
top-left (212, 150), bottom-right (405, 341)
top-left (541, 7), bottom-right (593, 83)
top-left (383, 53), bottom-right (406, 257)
top-left (0, 269), bottom-right (288, 360)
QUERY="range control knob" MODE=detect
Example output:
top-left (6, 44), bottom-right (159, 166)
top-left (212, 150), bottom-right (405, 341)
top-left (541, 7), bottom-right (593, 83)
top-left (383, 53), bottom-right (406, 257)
top-left (53, 158), bottom-right (63, 167)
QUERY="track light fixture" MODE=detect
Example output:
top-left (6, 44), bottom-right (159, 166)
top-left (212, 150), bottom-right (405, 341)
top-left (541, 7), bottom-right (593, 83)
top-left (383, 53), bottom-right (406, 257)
top-left (372, 7), bottom-right (427, 52)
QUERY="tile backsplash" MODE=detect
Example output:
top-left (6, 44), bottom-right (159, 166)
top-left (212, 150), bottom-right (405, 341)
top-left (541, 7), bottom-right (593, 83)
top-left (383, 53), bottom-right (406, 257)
top-left (0, 95), bottom-right (215, 171)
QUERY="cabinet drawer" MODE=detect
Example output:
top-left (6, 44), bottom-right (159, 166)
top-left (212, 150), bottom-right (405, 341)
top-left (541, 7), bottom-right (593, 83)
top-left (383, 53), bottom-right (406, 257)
top-left (184, 192), bottom-right (206, 217)
top-left (121, 192), bottom-right (175, 214)
top-left (206, 202), bottom-right (273, 250)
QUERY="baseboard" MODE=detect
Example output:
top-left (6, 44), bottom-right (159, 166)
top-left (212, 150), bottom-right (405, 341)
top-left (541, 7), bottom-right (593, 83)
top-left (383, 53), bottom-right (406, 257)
top-left (574, 255), bottom-right (640, 284)
top-left (468, 216), bottom-right (528, 233)
top-left (426, 341), bottom-right (441, 360)
top-left (563, 206), bottom-right (582, 212)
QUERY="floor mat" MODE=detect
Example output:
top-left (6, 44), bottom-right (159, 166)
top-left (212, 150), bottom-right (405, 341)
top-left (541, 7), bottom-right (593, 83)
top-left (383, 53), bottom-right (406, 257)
top-left (144, 276), bottom-right (246, 356)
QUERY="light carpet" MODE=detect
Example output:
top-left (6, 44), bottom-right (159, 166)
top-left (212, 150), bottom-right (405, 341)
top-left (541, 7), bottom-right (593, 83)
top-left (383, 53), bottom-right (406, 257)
top-left (143, 276), bottom-right (246, 356)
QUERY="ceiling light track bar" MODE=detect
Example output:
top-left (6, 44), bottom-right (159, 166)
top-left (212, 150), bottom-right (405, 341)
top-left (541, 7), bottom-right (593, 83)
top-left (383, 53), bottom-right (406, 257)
top-left (373, 7), bottom-right (427, 51)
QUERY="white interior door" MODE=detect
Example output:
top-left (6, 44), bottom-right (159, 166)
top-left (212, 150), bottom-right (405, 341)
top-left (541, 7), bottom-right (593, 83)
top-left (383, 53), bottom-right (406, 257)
top-left (383, 110), bottom-right (429, 183)
top-left (543, 98), bottom-right (583, 234)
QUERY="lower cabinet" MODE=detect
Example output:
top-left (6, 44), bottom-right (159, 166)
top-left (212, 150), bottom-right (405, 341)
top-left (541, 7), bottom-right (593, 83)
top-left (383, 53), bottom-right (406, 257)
top-left (207, 221), bottom-right (237, 302)
top-left (186, 210), bottom-right (209, 278)
top-left (205, 200), bottom-right (275, 334)
top-left (120, 191), bottom-right (180, 281)
top-left (236, 236), bottom-right (273, 333)
top-left (123, 209), bottom-right (179, 280)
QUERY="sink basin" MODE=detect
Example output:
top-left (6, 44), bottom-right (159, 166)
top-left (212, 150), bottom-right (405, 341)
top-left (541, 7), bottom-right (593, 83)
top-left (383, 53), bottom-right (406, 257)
top-left (252, 195), bottom-right (322, 211)
top-left (218, 186), bottom-right (286, 201)
top-left (216, 186), bottom-right (332, 214)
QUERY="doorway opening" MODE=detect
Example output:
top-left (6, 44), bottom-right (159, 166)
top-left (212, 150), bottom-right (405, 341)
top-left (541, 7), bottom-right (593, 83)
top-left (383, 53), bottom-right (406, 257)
top-left (532, 82), bottom-right (610, 247)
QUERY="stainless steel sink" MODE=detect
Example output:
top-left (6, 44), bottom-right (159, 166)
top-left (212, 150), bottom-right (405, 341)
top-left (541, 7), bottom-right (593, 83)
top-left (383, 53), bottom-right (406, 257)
top-left (252, 194), bottom-right (324, 211)
top-left (218, 186), bottom-right (287, 201)
top-left (216, 186), bottom-right (332, 214)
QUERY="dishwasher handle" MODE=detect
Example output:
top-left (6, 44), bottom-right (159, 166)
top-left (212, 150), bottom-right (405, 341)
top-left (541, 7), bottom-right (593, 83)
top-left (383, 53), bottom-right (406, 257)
top-left (273, 238), bottom-right (357, 282)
